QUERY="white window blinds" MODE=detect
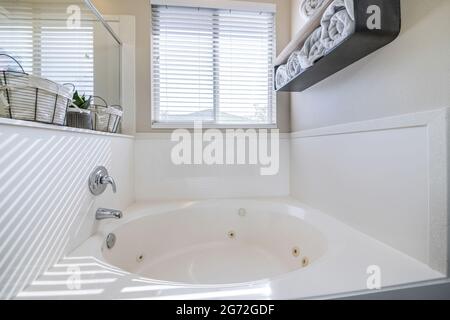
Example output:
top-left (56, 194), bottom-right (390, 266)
top-left (152, 4), bottom-right (276, 126)
top-left (0, 1), bottom-right (94, 96)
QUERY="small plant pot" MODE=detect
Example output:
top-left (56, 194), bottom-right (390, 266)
top-left (66, 109), bottom-right (93, 130)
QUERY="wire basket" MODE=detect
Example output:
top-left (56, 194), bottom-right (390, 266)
top-left (66, 107), bottom-right (93, 130)
top-left (91, 96), bottom-right (123, 134)
top-left (0, 54), bottom-right (74, 125)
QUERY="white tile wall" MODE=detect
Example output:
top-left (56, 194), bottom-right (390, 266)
top-left (0, 120), bottom-right (135, 299)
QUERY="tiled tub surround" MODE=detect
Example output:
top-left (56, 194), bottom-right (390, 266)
top-left (0, 119), bottom-right (135, 299)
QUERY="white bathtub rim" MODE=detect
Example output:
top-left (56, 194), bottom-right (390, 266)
top-left (46, 197), bottom-right (446, 300)
top-left (17, 197), bottom-right (445, 300)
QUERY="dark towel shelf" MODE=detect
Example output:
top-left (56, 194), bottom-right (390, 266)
top-left (276, 0), bottom-right (401, 92)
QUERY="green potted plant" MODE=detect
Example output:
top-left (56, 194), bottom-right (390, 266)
top-left (73, 91), bottom-right (92, 110)
top-left (66, 91), bottom-right (93, 129)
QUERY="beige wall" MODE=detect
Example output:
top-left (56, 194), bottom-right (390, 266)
top-left (290, 0), bottom-right (450, 132)
top-left (91, 0), bottom-right (292, 133)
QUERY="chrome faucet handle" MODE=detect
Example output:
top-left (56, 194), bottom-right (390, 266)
top-left (89, 166), bottom-right (118, 195)
top-left (96, 208), bottom-right (123, 220)
top-left (100, 175), bottom-right (117, 193)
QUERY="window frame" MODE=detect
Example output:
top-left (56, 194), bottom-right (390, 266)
top-left (150, 0), bottom-right (277, 129)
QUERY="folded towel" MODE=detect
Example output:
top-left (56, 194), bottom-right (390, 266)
top-left (299, 27), bottom-right (326, 69)
top-left (286, 51), bottom-right (303, 78)
top-left (300, 0), bottom-right (327, 19)
top-left (275, 64), bottom-right (289, 89)
top-left (320, 0), bottom-right (355, 51)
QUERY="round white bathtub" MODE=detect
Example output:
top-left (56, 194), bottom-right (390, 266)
top-left (101, 200), bottom-right (328, 285)
top-left (22, 198), bottom-right (442, 300)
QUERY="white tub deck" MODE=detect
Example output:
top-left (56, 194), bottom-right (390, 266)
top-left (16, 198), bottom-right (445, 300)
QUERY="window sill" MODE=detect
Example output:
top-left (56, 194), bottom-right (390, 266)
top-left (0, 118), bottom-right (134, 139)
top-left (151, 123), bottom-right (279, 130)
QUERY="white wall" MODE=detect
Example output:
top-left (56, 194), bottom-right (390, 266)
top-left (290, 109), bottom-right (449, 274)
top-left (287, 0), bottom-right (449, 274)
top-left (0, 120), bottom-right (135, 299)
top-left (290, 0), bottom-right (450, 132)
top-left (134, 134), bottom-right (290, 201)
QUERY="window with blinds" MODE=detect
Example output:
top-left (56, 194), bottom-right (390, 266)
top-left (0, 1), bottom-right (94, 96)
top-left (151, 4), bottom-right (276, 127)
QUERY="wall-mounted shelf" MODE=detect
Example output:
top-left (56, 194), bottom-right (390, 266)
top-left (276, 0), bottom-right (401, 92)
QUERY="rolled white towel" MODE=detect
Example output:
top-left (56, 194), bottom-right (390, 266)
top-left (299, 27), bottom-right (326, 69)
top-left (286, 51), bottom-right (303, 78)
top-left (275, 64), bottom-right (289, 89)
top-left (320, 0), bottom-right (355, 51)
top-left (300, 0), bottom-right (327, 19)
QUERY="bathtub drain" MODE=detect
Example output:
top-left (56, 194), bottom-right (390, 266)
top-left (106, 233), bottom-right (116, 250)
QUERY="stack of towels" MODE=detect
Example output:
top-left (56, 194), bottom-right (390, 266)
top-left (276, 0), bottom-right (355, 89)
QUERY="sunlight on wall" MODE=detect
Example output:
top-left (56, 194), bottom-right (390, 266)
top-left (0, 126), bottom-right (114, 299)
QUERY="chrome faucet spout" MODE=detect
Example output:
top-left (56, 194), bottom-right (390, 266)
top-left (96, 208), bottom-right (123, 220)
